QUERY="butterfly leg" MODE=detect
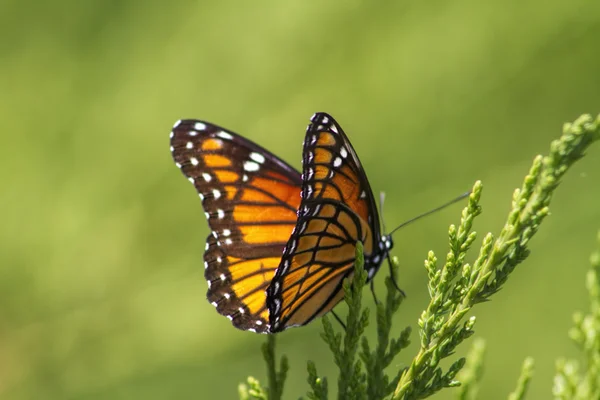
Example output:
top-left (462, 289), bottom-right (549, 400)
top-left (330, 310), bottom-right (347, 331)
top-left (370, 280), bottom-right (380, 305)
top-left (387, 254), bottom-right (406, 297)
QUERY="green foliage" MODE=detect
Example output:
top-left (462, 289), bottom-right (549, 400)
top-left (360, 260), bottom-right (412, 400)
top-left (239, 336), bottom-right (288, 400)
top-left (553, 231), bottom-right (600, 400)
top-left (243, 113), bottom-right (600, 400)
top-left (306, 360), bottom-right (329, 400)
top-left (239, 377), bottom-right (269, 400)
top-left (456, 339), bottom-right (486, 400)
top-left (393, 113), bottom-right (600, 399)
top-left (264, 335), bottom-right (289, 400)
top-left (508, 358), bottom-right (534, 400)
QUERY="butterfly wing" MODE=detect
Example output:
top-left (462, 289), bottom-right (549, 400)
top-left (266, 112), bottom-right (384, 332)
top-left (170, 119), bottom-right (302, 333)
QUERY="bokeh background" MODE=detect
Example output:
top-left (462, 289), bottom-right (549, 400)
top-left (2, 0), bottom-right (600, 399)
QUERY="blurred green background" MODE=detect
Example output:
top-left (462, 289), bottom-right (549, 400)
top-left (1, 0), bottom-right (599, 398)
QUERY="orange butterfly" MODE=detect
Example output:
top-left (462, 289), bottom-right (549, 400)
top-left (170, 113), bottom-right (392, 333)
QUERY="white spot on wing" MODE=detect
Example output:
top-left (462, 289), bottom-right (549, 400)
top-left (188, 177), bottom-right (195, 184)
top-left (217, 209), bottom-right (225, 219)
top-left (242, 174), bottom-right (249, 182)
top-left (190, 157), bottom-right (199, 166)
top-left (250, 152), bottom-right (266, 164)
top-left (333, 157), bottom-right (342, 168)
top-left (244, 161), bottom-right (260, 172)
top-left (273, 298), bottom-right (281, 313)
top-left (173, 120), bottom-right (182, 128)
top-left (220, 273), bottom-right (226, 281)
top-left (186, 141), bottom-right (193, 149)
top-left (340, 147), bottom-right (348, 158)
top-left (194, 122), bottom-right (206, 130)
top-left (256, 320), bottom-right (263, 326)
top-left (238, 307), bottom-right (245, 314)
top-left (202, 173), bottom-right (212, 182)
top-left (330, 125), bottom-right (338, 134)
top-left (212, 189), bottom-right (221, 199)
top-left (222, 229), bottom-right (231, 237)
top-left (217, 131), bottom-right (233, 140)
top-left (188, 130), bottom-right (198, 136)
top-left (224, 293), bottom-right (231, 299)
top-left (225, 238), bottom-right (233, 245)
top-left (280, 260), bottom-right (290, 274)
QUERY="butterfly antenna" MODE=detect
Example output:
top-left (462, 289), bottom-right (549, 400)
top-left (370, 280), bottom-right (380, 305)
top-left (379, 191), bottom-right (387, 234)
top-left (387, 190), bottom-right (471, 237)
top-left (383, 189), bottom-right (470, 297)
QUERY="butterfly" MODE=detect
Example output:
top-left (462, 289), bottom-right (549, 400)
top-left (170, 113), bottom-right (393, 333)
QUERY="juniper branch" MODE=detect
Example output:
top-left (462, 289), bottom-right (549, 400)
top-left (456, 338), bottom-right (486, 400)
top-left (508, 358), bottom-right (534, 400)
top-left (393, 113), bottom-right (600, 399)
top-left (262, 335), bottom-right (288, 400)
top-left (553, 231), bottom-right (600, 400)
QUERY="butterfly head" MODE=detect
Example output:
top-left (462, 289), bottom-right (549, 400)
top-left (365, 234), bottom-right (394, 280)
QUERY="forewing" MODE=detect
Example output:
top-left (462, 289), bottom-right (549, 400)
top-left (266, 113), bottom-right (381, 332)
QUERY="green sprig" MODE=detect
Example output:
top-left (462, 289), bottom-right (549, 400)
top-left (262, 335), bottom-right (288, 400)
top-left (553, 231), bottom-right (600, 400)
top-left (393, 113), bottom-right (600, 399)
top-left (456, 338), bottom-right (486, 400)
top-left (508, 358), bottom-right (534, 400)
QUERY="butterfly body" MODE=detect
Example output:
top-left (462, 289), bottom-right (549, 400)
top-left (170, 113), bottom-right (392, 333)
